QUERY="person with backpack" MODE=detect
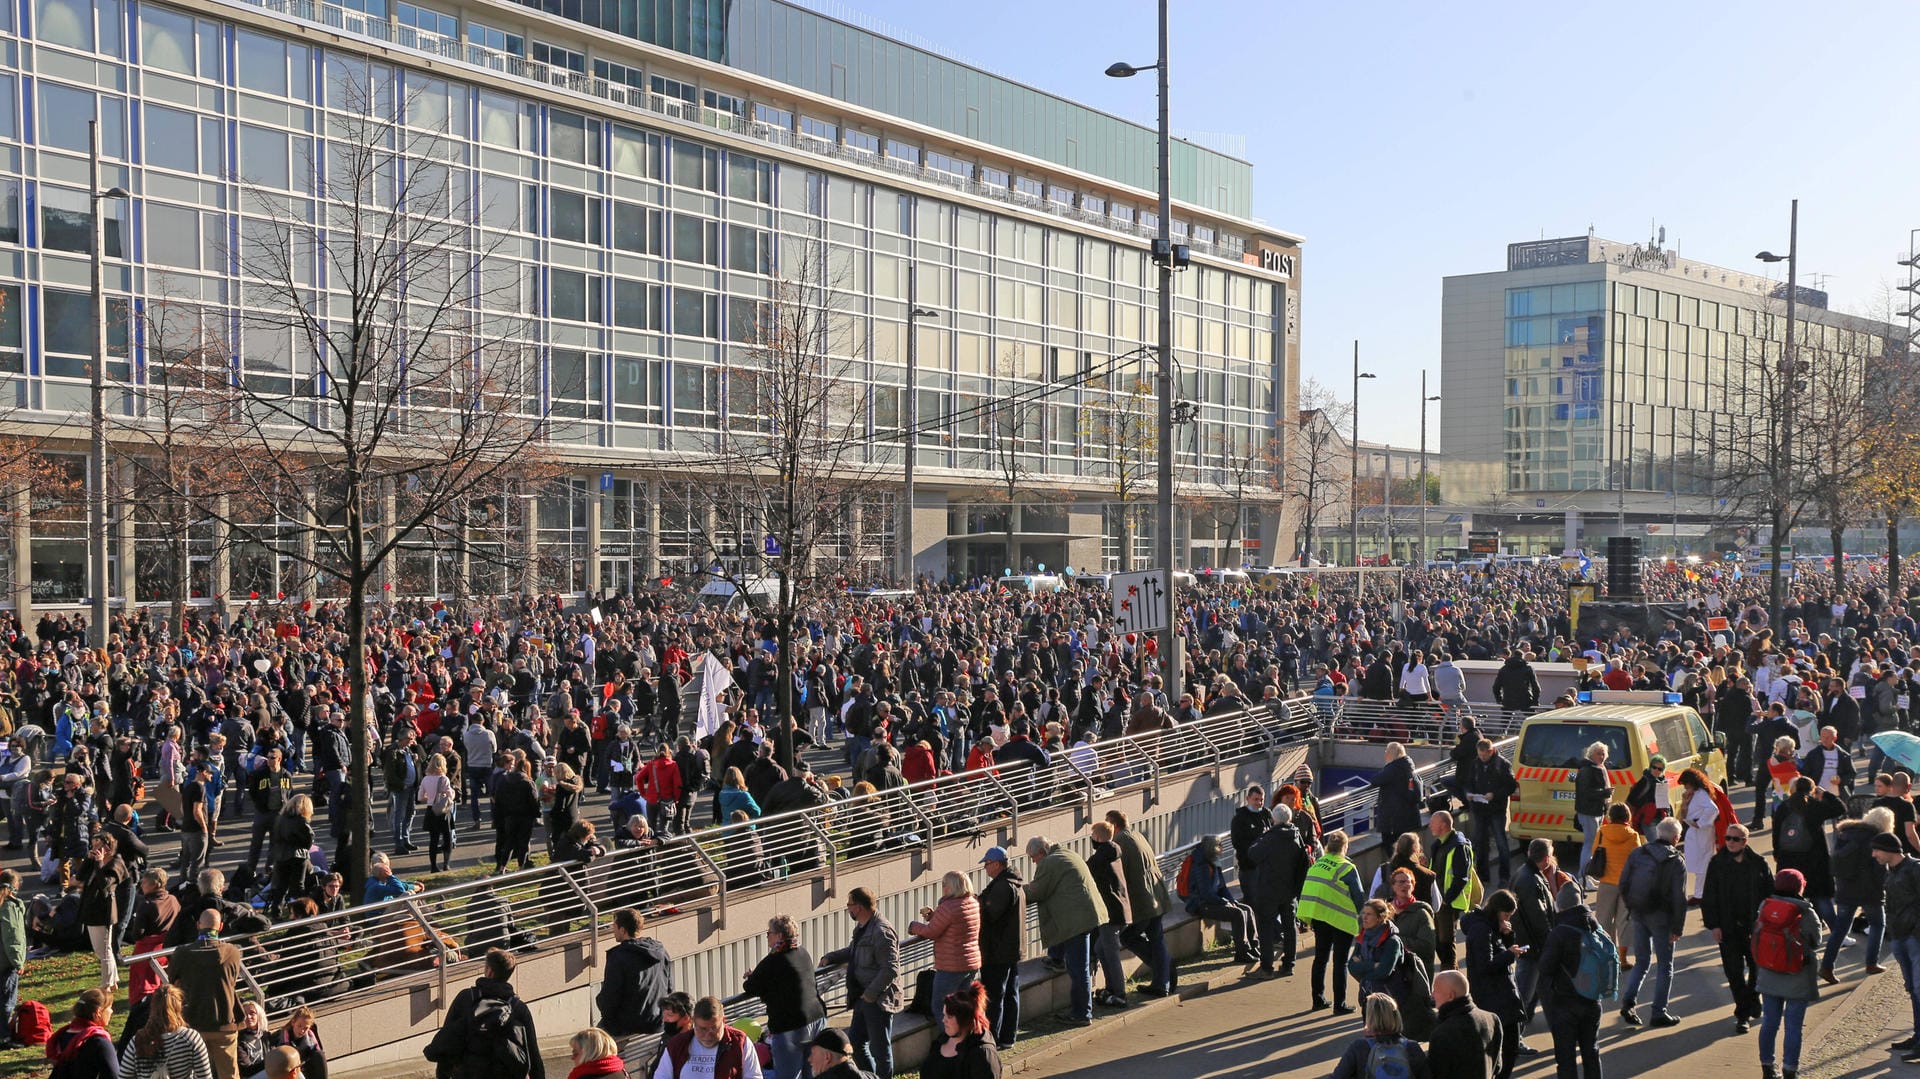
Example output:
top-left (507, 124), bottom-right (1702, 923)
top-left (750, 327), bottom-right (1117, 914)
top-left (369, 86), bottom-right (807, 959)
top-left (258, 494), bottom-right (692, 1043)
top-left (1589, 803), bottom-right (1642, 972)
top-left (599, 908), bottom-right (673, 1055)
top-left (1753, 869), bottom-right (1823, 1079)
top-left (1819, 807), bottom-right (1890, 986)
top-left (1461, 890), bottom-right (1528, 1077)
top-left (1328, 993), bottom-right (1432, 1079)
top-left (1770, 777), bottom-right (1843, 931)
top-left (1300, 830), bottom-right (1367, 1015)
top-left (1615, 816), bottom-right (1687, 1028)
top-left (1179, 835), bottom-right (1259, 974)
top-left (424, 947), bottom-right (545, 1079)
top-left (1534, 882), bottom-right (1614, 1079)
top-left (1700, 822), bottom-right (1773, 1033)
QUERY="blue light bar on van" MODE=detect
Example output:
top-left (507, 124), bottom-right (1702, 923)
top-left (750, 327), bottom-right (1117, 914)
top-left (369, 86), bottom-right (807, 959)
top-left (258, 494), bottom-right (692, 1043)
top-left (1575, 690), bottom-right (1683, 705)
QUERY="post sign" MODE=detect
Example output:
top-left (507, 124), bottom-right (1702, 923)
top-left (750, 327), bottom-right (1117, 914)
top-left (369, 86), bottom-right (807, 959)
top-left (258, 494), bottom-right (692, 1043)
top-left (1110, 569), bottom-right (1170, 635)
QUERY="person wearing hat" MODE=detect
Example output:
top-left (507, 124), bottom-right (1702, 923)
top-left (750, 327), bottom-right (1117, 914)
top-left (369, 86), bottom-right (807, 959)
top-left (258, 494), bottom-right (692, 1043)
top-left (806, 1028), bottom-right (874, 1079)
top-left (1754, 869), bottom-right (1823, 1079)
top-left (1701, 822), bottom-right (1772, 1033)
top-left (1533, 881), bottom-right (1608, 1079)
top-left (1875, 833), bottom-right (1920, 1063)
top-left (975, 847), bottom-right (1025, 1051)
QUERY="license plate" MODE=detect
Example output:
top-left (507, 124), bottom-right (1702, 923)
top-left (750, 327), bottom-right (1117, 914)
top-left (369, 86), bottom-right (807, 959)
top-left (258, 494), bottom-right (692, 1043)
top-left (1552, 790), bottom-right (1576, 801)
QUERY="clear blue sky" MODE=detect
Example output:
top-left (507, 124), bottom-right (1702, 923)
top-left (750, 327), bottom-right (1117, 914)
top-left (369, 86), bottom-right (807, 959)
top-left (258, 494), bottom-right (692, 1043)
top-left (839, 0), bottom-right (1920, 444)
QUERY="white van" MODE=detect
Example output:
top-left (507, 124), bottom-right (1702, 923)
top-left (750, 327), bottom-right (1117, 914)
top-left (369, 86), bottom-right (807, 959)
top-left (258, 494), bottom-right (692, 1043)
top-left (695, 576), bottom-right (783, 611)
top-left (1001, 574), bottom-right (1066, 594)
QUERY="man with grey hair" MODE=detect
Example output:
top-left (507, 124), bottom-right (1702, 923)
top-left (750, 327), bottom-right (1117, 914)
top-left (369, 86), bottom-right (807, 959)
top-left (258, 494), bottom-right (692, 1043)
top-left (1245, 803), bottom-right (1310, 978)
top-left (1615, 815), bottom-right (1687, 1028)
top-left (1022, 835), bottom-right (1101, 1026)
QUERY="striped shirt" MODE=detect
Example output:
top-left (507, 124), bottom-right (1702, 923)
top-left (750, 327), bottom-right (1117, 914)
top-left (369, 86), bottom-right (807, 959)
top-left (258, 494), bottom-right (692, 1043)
top-left (118, 1026), bottom-right (216, 1079)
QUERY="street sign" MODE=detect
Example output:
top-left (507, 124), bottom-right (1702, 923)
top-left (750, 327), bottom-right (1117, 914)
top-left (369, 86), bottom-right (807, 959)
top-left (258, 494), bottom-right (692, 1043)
top-left (600, 472), bottom-right (614, 491)
top-left (1110, 569), bottom-right (1170, 635)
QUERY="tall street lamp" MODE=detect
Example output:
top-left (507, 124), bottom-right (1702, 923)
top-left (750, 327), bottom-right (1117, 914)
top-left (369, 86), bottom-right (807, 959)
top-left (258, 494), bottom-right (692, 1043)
top-left (1419, 372), bottom-right (1440, 565)
top-left (1107, 0), bottom-right (1186, 706)
top-left (900, 265), bottom-right (939, 585)
top-left (1350, 341), bottom-right (1375, 564)
top-left (89, 118), bottom-right (130, 650)
top-left (1756, 198), bottom-right (1799, 630)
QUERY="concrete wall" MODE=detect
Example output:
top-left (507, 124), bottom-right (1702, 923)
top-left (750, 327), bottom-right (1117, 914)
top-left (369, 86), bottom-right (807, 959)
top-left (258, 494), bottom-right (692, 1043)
top-left (328, 749), bottom-right (1290, 1075)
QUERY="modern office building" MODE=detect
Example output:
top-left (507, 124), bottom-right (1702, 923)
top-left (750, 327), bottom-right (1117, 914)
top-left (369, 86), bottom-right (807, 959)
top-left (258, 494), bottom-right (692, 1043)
top-left (1442, 233), bottom-right (1899, 555)
top-left (0, 0), bottom-right (1301, 614)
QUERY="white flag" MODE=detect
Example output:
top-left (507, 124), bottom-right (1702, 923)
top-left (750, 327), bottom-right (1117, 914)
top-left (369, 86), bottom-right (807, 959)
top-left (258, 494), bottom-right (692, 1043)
top-left (696, 652), bottom-right (736, 741)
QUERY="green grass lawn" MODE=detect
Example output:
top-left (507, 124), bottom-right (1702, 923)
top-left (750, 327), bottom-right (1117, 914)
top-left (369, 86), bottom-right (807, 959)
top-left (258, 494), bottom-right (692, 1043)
top-left (0, 950), bottom-right (130, 1077)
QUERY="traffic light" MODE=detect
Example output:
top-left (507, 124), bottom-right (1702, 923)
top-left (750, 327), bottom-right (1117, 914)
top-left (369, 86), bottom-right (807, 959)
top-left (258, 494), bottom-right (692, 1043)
top-left (1606, 536), bottom-right (1642, 597)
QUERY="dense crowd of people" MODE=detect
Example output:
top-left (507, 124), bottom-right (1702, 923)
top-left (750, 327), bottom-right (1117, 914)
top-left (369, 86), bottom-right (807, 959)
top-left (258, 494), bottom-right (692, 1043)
top-left (11, 553), bottom-right (1920, 1078)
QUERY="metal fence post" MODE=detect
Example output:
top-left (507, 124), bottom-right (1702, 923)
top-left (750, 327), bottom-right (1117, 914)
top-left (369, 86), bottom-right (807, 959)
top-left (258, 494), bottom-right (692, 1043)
top-left (800, 813), bottom-right (839, 897)
top-left (979, 770), bottom-right (1018, 839)
top-left (1188, 723), bottom-right (1224, 790)
top-left (903, 793), bottom-right (938, 863)
top-left (687, 839), bottom-right (728, 929)
top-left (403, 897), bottom-right (453, 1006)
top-left (555, 866), bottom-right (601, 971)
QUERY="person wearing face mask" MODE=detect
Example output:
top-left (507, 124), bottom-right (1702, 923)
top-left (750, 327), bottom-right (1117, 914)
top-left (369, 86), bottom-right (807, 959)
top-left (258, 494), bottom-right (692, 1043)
top-left (651, 996), bottom-right (762, 1079)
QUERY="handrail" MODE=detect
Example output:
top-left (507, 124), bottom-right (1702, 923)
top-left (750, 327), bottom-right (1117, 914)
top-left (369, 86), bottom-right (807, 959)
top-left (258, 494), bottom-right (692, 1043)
top-left (122, 696), bottom-right (1361, 1019)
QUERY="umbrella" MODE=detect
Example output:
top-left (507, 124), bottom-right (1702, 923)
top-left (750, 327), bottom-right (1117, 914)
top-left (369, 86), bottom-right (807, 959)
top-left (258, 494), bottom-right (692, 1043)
top-left (1872, 731), bottom-right (1920, 775)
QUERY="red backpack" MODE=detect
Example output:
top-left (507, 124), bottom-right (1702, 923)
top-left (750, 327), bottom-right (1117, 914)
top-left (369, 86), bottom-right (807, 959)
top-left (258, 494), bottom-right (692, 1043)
top-left (1752, 897), bottom-right (1808, 974)
top-left (11, 1000), bottom-right (49, 1046)
top-left (1176, 853), bottom-right (1195, 899)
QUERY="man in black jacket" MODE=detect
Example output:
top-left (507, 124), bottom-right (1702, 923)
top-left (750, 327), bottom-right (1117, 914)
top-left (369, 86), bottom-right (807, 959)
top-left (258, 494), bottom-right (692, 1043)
top-left (1427, 969), bottom-right (1501, 1079)
top-left (424, 948), bottom-right (545, 1079)
top-left (1491, 651), bottom-right (1540, 717)
top-left (164, 868), bottom-right (271, 949)
top-left (1466, 739), bottom-right (1517, 887)
top-left (597, 908), bottom-right (672, 1049)
top-left (1230, 786), bottom-right (1272, 878)
top-left (1245, 805), bottom-right (1310, 977)
top-left (976, 848), bottom-right (1025, 1051)
top-left (1366, 743), bottom-right (1422, 851)
top-left (1511, 839), bottom-right (1559, 1027)
top-left (1699, 822), bottom-right (1771, 1032)
top-left (1534, 884), bottom-right (1605, 1079)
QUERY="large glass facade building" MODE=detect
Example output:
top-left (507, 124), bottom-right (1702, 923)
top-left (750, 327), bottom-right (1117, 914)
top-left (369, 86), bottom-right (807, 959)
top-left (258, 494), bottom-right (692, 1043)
top-left (0, 0), bottom-right (1301, 611)
top-left (1442, 235), bottom-right (1897, 554)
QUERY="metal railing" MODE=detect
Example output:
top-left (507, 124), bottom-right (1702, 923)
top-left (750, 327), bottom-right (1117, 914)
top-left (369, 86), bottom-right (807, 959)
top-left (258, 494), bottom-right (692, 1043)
top-left (128, 697), bottom-right (1321, 1019)
top-left (1313, 697), bottom-right (1538, 744)
top-left (210, 0), bottom-right (1250, 264)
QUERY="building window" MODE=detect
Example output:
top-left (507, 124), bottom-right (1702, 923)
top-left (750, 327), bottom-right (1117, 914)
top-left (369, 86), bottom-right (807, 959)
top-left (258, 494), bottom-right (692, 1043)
top-left (727, 153), bottom-right (773, 204)
top-left (612, 201), bottom-right (660, 255)
top-left (799, 115), bottom-right (838, 145)
top-left (613, 280), bottom-right (661, 330)
top-left (549, 191), bottom-right (603, 246)
top-left (885, 138), bottom-right (918, 166)
top-left (550, 109), bottom-right (602, 166)
top-left (394, 1), bottom-right (456, 39)
top-left (594, 58), bottom-right (644, 90)
top-left (466, 21), bottom-right (523, 56)
top-left (753, 103), bottom-right (792, 130)
top-left (925, 151), bottom-right (974, 182)
top-left (1014, 176), bottom-right (1043, 201)
top-left (651, 75), bottom-right (695, 103)
top-left (844, 129), bottom-right (879, 156)
top-left (703, 89), bottom-right (741, 116)
top-left (35, 0), bottom-right (122, 56)
top-left (532, 41), bottom-right (585, 73)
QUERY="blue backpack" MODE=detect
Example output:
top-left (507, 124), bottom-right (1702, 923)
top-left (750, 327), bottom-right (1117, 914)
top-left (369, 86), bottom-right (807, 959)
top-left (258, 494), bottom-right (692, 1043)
top-left (1571, 923), bottom-right (1620, 1001)
top-left (1366, 1039), bottom-right (1413, 1079)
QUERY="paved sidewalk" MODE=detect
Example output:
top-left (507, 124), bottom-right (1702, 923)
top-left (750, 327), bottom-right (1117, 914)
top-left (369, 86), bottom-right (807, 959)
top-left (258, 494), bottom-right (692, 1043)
top-left (1017, 781), bottom-right (1911, 1079)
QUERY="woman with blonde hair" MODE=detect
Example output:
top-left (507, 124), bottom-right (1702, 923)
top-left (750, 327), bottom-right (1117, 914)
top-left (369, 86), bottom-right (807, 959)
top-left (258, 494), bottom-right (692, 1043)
top-left (417, 752), bottom-right (457, 871)
top-left (1330, 994), bottom-right (1430, 1079)
top-left (270, 792), bottom-right (316, 901)
top-left (910, 871), bottom-right (982, 1021)
top-left (118, 984), bottom-right (214, 1079)
top-left (565, 1027), bottom-right (626, 1078)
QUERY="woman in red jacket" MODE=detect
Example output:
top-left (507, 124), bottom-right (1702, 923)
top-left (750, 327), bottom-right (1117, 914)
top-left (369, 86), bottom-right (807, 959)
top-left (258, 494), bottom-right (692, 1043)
top-left (638, 745), bottom-right (683, 835)
top-left (903, 741), bottom-right (940, 785)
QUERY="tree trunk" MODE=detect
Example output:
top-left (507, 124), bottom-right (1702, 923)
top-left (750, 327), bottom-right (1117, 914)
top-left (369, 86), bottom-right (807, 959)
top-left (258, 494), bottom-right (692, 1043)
top-left (1831, 521), bottom-right (1846, 597)
top-left (774, 567), bottom-right (797, 774)
top-left (1890, 511), bottom-right (1904, 603)
top-left (171, 490), bottom-right (190, 640)
top-left (1118, 509), bottom-right (1134, 572)
top-left (343, 471), bottom-right (374, 904)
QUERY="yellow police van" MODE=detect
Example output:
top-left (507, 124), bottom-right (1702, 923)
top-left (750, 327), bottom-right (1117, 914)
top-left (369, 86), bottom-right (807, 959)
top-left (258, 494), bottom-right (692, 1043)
top-left (1510, 690), bottom-right (1727, 845)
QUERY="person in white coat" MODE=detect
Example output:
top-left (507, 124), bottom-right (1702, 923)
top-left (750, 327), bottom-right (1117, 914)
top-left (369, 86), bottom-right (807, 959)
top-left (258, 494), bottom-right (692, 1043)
top-left (1679, 768), bottom-right (1719, 900)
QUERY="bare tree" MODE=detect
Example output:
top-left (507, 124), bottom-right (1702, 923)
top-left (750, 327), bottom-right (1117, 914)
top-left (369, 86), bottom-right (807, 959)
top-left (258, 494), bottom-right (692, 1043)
top-left (180, 64), bottom-right (549, 898)
top-left (663, 237), bottom-right (883, 771)
top-left (1081, 358), bottom-right (1157, 571)
top-left (1284, 379), bottom-right (1352, 564)
top-left (1798, 325), bottom-right (1884, 595)
top-left (1185, 424), bottom-right (1280, 567)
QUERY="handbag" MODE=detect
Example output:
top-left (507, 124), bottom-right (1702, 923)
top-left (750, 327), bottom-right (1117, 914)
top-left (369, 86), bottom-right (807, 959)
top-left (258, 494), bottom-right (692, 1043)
top-left (1583, 845), bottom-right (1608, 880)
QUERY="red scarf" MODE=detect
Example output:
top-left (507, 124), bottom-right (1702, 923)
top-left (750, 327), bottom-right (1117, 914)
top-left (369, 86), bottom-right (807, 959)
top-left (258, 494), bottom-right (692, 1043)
top-left (567, 1056), bottom-right (628, 1079)
top-left (47, 1022), bottom-right (109, 1064)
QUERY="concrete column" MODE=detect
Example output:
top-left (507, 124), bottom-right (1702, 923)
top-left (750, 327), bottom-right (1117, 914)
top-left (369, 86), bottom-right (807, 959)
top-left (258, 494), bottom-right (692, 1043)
top-left (114, 465), bottom-right (136, 616)
top-left (521, 494), bottom-right (539, 596)
top-left (295, 485), bottom-right (318, 604)
top-left (11, 482), bottom-right (31, 627)
top-left (210, 494), bottom-right (232, 619)
top-left (701, 501), bottom-right (718, 574)
top-left (586, 486), bottom-right (603, 599)
top-left (378, 483), bottom-right (398, 598)
top-left (1565, 510), bottom-right (1583, 554)
top-left (644, 479), bottom-right (661, 580)
top-left (456, 507), bottom-right (472, 601)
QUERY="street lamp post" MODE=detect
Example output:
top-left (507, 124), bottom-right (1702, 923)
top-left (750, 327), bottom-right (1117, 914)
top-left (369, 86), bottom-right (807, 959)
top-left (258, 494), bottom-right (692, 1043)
top-left (1107, 0), bottom-right (1184, 706)
top-left (900, 265), bottom-right (938, 586)
top-left (1350, 340), bottom-right (1375, 565)
top-left (1756, 199), bottom-right (1799, 630)
top-left (1419, 372), bottom-right (1440, 565)
top-left (89, 118), bottom-right (129, 651)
